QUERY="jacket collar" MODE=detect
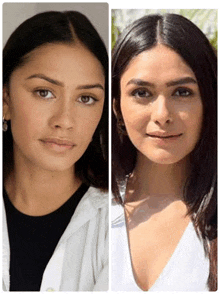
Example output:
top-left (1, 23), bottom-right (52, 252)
top-left (50, 186), bottom-right (108, 244)
top-left (2, 186), bottom-right (108, 291)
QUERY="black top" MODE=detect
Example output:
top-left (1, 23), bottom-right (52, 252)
top-left (3, 184), bottom-right (89, 291)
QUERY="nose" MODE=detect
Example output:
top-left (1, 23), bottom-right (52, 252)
top-left (151, 95), bottom-right (173, 126)
top-left (49, 100), bottom-right (74, 130)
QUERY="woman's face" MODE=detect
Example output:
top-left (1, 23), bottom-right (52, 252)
top-left (3, 43), bottom-right (105, 172)
top-left (120, 44), bottom-right (203, 165)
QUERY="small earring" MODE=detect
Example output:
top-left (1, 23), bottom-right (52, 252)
top-left (3, 118), bottom-right (8, 132)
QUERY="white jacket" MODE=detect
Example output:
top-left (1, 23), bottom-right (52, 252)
top-left (3, 187), bottom-right (109, 291)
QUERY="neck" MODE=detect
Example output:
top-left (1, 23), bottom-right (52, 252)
top-left (5, 152), bottom-right (81, 216)
top-left (126, 153), bottom-right (190, 202)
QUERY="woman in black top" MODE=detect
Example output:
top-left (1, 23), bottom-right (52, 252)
top-left (3, 9), bottom-right (108, 291)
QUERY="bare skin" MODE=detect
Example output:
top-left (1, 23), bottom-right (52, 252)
top-left (124, 156), bottom-right (191, 290)
top-left (3, 43), bottom-right (105, 216)
top-left (119, 45), bottom-right (202, 290)
top-left (4, 161), bottom-right (81, 216)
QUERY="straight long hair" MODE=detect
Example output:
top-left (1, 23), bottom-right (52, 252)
top-left (3, 11), bottom-right (108, 190)
top-left (112, 13), bottom-right (217, 290)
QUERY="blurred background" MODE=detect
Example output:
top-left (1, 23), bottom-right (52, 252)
top-left (112, 9), bottom-right (217, 50)
top-left (3, 3), bottom-right (109, 49)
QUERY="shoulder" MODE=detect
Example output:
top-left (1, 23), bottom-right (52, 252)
top-left (60, 187), bottom-right (108, 241)
top-left (72, 186), bottom-right (108, 225)
top-left (85, 186), bottom-right (108, 210)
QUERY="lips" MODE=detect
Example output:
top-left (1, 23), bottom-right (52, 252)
top-left (40, 138), bottom-right (75, 146)
top-left (40, 138), bottom-right (75, 153)
top-left (146, 132), bottom-right (183, 139)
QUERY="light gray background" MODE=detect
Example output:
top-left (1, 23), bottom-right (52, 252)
top-left (3, 2), bottom-right (108, 49)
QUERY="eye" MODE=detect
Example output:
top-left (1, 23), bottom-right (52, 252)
top-left (131, 88), bottom-right (152, 99)
top-left (173, 87), bottom-right (193, 97)
top-left (35, 89), bottom-right (54, 99)
top-left (78, 95), bottom-right (97, 105)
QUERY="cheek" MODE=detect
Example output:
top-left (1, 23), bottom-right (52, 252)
top-left (10, 100), bottom-right (46, 133)
top-left (14, 106), bottom-right (44, 128)
top-left (9, 98), bottom-right (50, 149)
top-left (77, 106), bottom-right (104, 141)
top-left (121, 99), bottom-right (149, 135)
top-left (9, 86), bottom-right (44, 123)
top-left (182, 102), bottom-right (203, 141)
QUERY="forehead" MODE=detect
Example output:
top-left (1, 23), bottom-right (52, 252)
top-left (11, 43), bottom-right (105, 85)
top-left (121, 44), bottom-right (196, 85)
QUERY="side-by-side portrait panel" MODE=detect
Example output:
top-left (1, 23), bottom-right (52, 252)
top-left (111, 9), bottom-right (217, 292)
top-left (2, 5), bottom-right (218, 293)
top-left (3, 2), bottom-right (108, 292)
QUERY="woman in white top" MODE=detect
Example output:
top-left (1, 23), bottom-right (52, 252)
top-left (112, 13), bottom-right (217, 291)
top-left (3, 10), bottom-right (108, 291)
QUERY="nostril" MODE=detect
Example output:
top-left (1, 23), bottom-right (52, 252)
top-left (155, 118), bottom-right (171, 126)
top-left (55, 124), bottom-right (60, 128)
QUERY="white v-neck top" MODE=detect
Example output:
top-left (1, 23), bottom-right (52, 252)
top-left (111, 202), bottom-right (209, 291)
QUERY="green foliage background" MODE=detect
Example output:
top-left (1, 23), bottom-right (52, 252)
top-left (112, 9), bottom-right (217, 50)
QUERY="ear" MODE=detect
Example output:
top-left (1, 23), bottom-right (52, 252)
top-left (113, 98), bottom-right (123, 120)
top-left (113, 98), bottom-right (117, 117)
top-left (113, 98), bottom-right (127, 136)
top-left (3, 86), bottom-right (11, 120)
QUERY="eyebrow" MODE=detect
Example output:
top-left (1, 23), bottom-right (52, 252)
top-left (26, 74), bottom-right (64, 87)
top-left (166, 77), bottom-right (197, 87)
top-left (126, 77), bottom-right (197, 87)
top-left (76, 84), bottom-right (104, 91)
top-left (126, 79), bottom-right (154, 87)
top-left (26, 74), bottom-right (104, 90)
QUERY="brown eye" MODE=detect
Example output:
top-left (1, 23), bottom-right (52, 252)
top-left (131, 88), bottom-right (152, 98)
top-left (78, 95), bottom-right (97, 105)
top-left (35, 89), bottom-right (54, 99)
top-left (173, 88), bottom-right (193, 97)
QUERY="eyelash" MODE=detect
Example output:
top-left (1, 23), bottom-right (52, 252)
top-left (130, 87), bottom-right (193, 99)
top-left (34, 89), bottom-right (55, 99)
top-left (33, 89), bottom-right (98, 105)
top-left (77, 95), bottom-right (98, 105)
top-left (130, 88), bottom-right (152, 99)
top-left (172, 87), bottom-right (193, 97)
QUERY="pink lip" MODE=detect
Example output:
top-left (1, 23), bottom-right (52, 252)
top-left (147, 132), bottom-right (183, 139)
top-left (40, 138), bottom-right (75, 152)
top-left (41, 138), bottom-right (75, 146)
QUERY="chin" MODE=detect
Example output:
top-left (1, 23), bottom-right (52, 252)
top-left (39, 162), bottom-right (75, 173)
top-left (32, 155), bottom-right (76, 172)
top-left (150, 157), bottom-right (182, 165)
top-left (144, 149), bottom-right (188, 165)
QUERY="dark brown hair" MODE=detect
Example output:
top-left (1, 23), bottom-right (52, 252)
top-left (3, 11), bottom-right (108, 190)
top-left (112, 14), bottom-right (217, 290)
